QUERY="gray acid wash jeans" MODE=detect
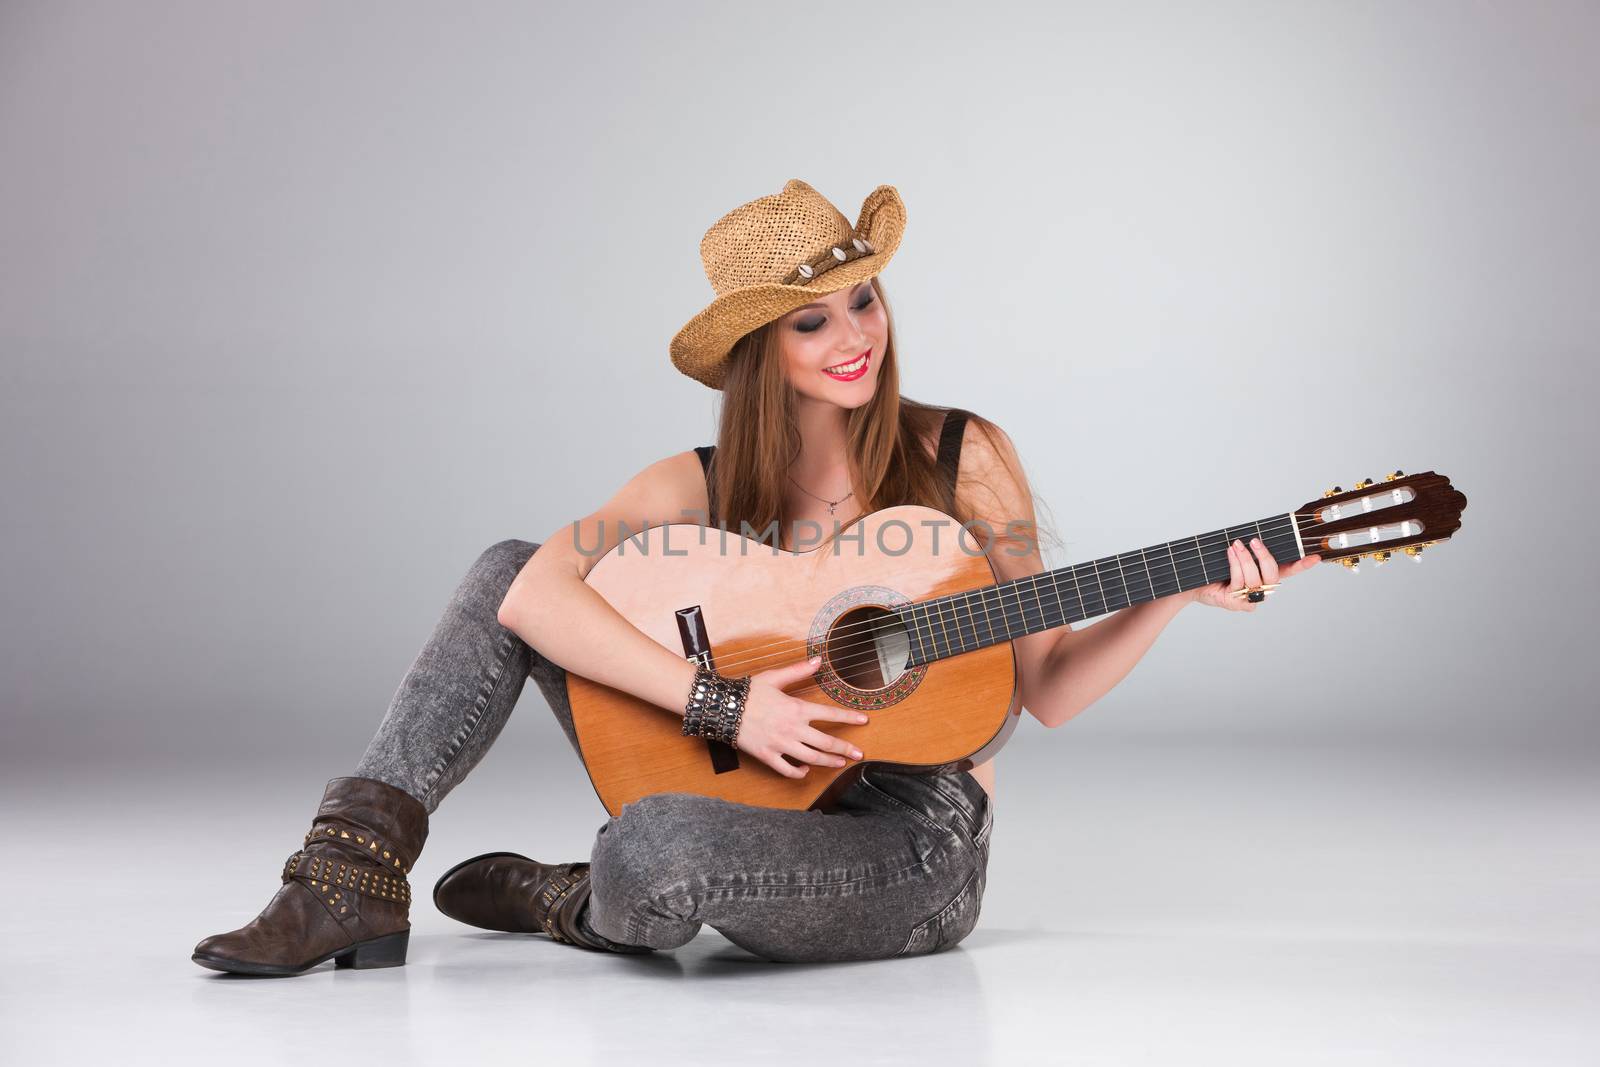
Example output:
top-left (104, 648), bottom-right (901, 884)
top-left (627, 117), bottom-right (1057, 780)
top-left (354, 539), bottom-right (994, 962)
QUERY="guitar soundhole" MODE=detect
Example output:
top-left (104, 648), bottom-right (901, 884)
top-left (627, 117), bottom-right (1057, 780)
top-left (808, 585), bottom-right (926, 709)
top-left (826, 606), bottom-right (911, 690)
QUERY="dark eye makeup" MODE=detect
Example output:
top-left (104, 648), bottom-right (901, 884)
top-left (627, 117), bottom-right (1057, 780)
top-left (794, 286), bottom-right (876, 334)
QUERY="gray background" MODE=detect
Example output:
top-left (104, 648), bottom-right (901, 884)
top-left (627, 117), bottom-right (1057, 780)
top-left (1, 2), bottom-right (1596, 1064)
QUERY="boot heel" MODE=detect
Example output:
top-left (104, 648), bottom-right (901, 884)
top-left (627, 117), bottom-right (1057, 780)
top-left (335, 928), bottom-right (409, 969)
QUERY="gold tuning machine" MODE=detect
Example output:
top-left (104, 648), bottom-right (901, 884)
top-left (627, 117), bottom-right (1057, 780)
top-left (1323, 485), bottom-right (1345, 499)
top-left (1354, 477), bottom-right (1375, 490)
top-left (1374, 550), bottom-right (1392, 565)
top-left (1402, 539), bottom-right (1440, 563)
top-left (1383, 469), bottom-right (1404, 482)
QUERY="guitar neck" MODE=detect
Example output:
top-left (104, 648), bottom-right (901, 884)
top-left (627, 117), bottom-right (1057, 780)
top-left (900, 511), bottom-right (1305, 666)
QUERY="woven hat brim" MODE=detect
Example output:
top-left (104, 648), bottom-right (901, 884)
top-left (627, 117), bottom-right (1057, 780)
top-left (669, 185), bottom-right (906, 390)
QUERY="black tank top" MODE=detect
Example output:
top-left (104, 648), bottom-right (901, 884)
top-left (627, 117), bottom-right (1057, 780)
top-left (692, 407), bottom-right (971, 528)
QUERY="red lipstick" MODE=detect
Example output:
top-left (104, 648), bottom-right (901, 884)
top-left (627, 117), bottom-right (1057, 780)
top-left (822, 348), bottom-right (872, 382)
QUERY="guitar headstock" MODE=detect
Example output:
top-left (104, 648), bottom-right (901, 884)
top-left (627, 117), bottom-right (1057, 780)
top-left (1296, 470), bottom-right (1467, 572)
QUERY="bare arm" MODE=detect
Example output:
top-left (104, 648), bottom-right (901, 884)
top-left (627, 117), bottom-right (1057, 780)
top-left (1033, 593), bottom-right (1194, 727)
top-left (1036, 529), bottom-right (1323, 726)
top-left (964, 417), bottom-right (1321, 727)
top-left (496, 451), bottom-right (706, 718)
top-left (951, 417), bottom-right (1195, 729)
top-left (497, 449), bottom-right (868, 780)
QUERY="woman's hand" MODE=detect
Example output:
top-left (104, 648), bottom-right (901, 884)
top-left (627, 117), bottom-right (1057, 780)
top-left (1190, 537), bottom-right (1322, 612)
top-left (734, 655), bottom-right (867, 779)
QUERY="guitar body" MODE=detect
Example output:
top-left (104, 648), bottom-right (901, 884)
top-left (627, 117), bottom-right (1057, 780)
top-left (567, 505), bottom-right (1023, 816)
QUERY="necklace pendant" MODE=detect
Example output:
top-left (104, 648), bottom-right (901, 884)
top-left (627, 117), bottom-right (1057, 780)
top-left (827, 502), bottom-right (837, 515)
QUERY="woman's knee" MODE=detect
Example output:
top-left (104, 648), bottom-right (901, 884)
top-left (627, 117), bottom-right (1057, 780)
top-left (590, 793), bottom-right (713, 903)
top-left (455, 539), bottom-right (540, 617)
top-left (469, 539), bottom-right (539, 589)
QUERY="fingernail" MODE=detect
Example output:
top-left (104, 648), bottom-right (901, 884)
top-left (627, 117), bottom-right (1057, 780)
top-left (851, 749), bottom-right (862, 759)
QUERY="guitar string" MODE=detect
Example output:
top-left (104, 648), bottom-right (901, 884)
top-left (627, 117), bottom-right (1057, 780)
top-left (751, 525), bottom-right (1317, 714)
top-left (673, 488), bottom-right (1408, 673)
top-left (691, 497), bottom-right (1406, 677)
top-left (669, 497), bottom-right (1425, 750)
top-left (697, 511), bottom-right (1323, 680)
top-left (703, 511), bottom-right (1340, 680)
top-left (716, 540), bottom-right (1306, 684)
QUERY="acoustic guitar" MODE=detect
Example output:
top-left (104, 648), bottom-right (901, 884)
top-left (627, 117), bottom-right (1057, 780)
top-left (567, 470), bottom-right (1467, 816)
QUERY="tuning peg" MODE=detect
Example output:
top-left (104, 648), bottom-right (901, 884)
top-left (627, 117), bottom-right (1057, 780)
top-left (1404, 545), bottom-right (1424, 563)
top-left (1354, 477), bottom-right (1375, 490)
top-left (1323, 485), bottom-right (1344, 499)
top-left (1341, 557), bottom-right (1360, 573)
top-left (1374, 550), bottom-right (1392, 565)
top-left (1383, 470), bottom-right (1405, 482)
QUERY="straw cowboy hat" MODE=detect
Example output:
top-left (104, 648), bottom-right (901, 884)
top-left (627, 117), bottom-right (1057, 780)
top-left (669, 178), bottom-right (907, 390)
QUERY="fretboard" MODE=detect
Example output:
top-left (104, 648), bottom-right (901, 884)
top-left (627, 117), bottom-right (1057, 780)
top-left (899, 512), bottom-right (1305, 666)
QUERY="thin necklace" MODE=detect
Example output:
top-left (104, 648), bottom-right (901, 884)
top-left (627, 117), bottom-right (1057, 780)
top-left (787, 471), bottom-right (854, 515)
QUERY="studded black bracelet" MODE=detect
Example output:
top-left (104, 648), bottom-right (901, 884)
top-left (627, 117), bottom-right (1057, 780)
top-left (683, 664), bottom-right (750, 746)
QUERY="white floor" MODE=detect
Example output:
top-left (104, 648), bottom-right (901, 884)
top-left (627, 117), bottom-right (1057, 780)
top-left (2, 736), bottom-right (1596, 1066)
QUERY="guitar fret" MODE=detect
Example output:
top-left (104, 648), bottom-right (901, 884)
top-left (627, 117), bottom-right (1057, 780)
top-left (1075, 561), bottom-right (1100, 618)
top-left (905, 604), bottom-right (927, 666)
top-left (955, 591), bottom-right (978, 654)
top-left (1107, 553), bottom-right (1130, 613)
top-left (901, 513), bottom-right (1298, 664)
top-left (938, 594), bottom-right (958, 657)
top-left (1133, 547), bottom-right (1157, 602)
top-left (981, 585), bottom-right (1003, 646)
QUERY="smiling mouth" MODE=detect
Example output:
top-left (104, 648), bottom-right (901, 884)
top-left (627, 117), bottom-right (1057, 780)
top-left (823, 348), bottom-right (872, 380)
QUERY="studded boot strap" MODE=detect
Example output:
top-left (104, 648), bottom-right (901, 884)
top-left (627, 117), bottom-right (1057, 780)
top-left (281, 850), bottom-right (413, 908)
top-left (300, 819), bottom-right (416, 875)
top-left (537, 863), bottom-right (591, 946)
top-left (535, 863), bottom-right (653, 954)
top-left (279, 818), bottom-right (416, 918)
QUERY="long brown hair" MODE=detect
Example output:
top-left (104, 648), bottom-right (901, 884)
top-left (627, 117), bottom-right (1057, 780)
top-left (706, 278), bottom-right (1060, 561)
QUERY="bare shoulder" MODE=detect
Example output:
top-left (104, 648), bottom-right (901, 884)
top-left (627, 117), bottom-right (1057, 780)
top-left (954, 412), bottom-right (1026, 494)
top-left (619, 449), bottom-right (710, 517)
top-left (533, 449), bottom-right (710, 580)
top-left (949, 412), bottom-right (1041, 568)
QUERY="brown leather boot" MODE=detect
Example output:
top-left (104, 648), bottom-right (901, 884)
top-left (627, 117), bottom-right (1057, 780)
top-left (432, 852), bottom-right (652, 953)
top-left (192, 776), bottom-right (429, 976)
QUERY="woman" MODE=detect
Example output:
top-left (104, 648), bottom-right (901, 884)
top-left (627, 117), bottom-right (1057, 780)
top-left (191, 178), bottom-right (1320, 975)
